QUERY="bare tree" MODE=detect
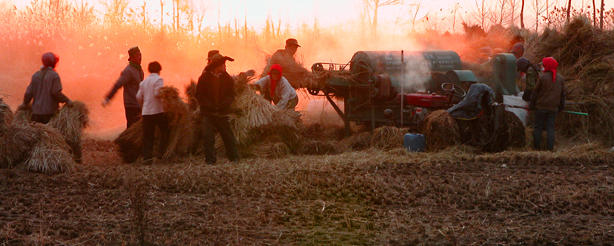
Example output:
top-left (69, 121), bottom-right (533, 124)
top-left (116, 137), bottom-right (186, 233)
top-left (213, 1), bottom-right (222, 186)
top-left (593, 0), bottom-right (597, 26)
top-left (532, 0), bottom-right (550, 31)
top-left (408, 1), bottom-right (428, 32)
top-left (489, 0), bottom-right (510, 25)
top-left (521, 0), bottom-right (525, 28)
top-left (471, 0), bottom-right (491, 30)
top-left (508, 0), bottom-right (521, 26)
top-left (450, 3), bottom-right (462, 33)
top-left (363, 0), bottom-right (403, 37)
top-left (567, 0), bottom-right (571, 23)
top-left (600, 0), bottom-right (604, 29)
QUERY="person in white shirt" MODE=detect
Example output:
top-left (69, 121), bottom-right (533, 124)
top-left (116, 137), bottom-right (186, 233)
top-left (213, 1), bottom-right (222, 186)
top-left (251, 64), bottom-right (298, 110)
top-left (136, 61), bottom-right (169, 164)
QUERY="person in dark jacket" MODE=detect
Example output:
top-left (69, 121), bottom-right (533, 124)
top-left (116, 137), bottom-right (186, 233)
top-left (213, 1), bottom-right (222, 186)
top-left (20, 52), bottom-right (72, 124)
top-left (102, 46), bottom-right (144, 128)
top-left (195, 53), bottom-right (239, 164)
top-left (269, 38), bottom-right (310, 88)
top-left (530, 57), bottom-right (565, 151)
top-left (516, 57), bottom-right (539, 101)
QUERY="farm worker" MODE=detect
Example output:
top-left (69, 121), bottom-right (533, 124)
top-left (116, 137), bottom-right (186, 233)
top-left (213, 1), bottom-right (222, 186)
top-left (269, 38), bottom-right (310, 88)
top-left (206, 50), bottom-right (219, 65)
top-left (136, 61), bottom-right (169, 165)
top-left (477, 46), bottom-right (492, 64)
top-left (252, 64), bottom-right (299, 110)
top-left (20, 52), bottom-right (81, 163)
top-left (195, 53), bottom-right (240, 164)
top-left (516, 57), bottom-right (540, 102)
top-left (529, 57), bottom-right (565, 151)
top-left (19, 52), bottom-right (72, 124)
top-left (102, 46), bottom-right (144, 129)
top-left (511, 42), bottom-right (525, 59)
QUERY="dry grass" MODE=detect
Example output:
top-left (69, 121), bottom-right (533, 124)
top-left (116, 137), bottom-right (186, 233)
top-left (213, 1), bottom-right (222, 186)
top-left (22, 124), bottom-right (74, 173)
top-left (0, 125), bottom-right (39, 168)
top-left (2, 139), bottom-right (614, 245)
top-left (371, 126), bottom-right (406, 150)
top-left (0, 98), bottom-right (12, 132)
top-left (12, 105), bottom-right (32, 126)
top-left (421, 110), bottom-right (460, 151)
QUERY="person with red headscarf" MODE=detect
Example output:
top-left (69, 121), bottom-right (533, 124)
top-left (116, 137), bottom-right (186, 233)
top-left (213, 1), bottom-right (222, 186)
top-left (20, 52), bottom-right (72, 124)
top-left (252, 64), bottom-right (298, 110)
top-left (529, 57), bottom-right (565, 151)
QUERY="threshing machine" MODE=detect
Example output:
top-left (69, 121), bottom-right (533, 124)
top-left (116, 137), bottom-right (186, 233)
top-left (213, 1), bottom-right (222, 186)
top-left (307, 50), bottom-right (519, 135)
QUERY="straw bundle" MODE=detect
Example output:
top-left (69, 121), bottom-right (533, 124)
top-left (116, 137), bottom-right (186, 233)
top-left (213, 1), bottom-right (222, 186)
top-left (262, 54), bottom-right (312, 89)
top-left (115, 86), bottom-right (195, 163)
top-left (505, 111), bottom-right (526, 149)
top-left (372, 126), bottom-right (406, 150)
top-left (0, 125), bottom-right (39, 168)
top-left (23, 123), bottom-right (74, 173)
top-left (301, 140), bottom-right (341, 155)
top-left (231, 90), bottom-right (277, 144)
top-left (13, 105), bottom-right (32, 126)
top-left (48, 101), bottom-right (89, 161)
top-left (114, 120), bottom-right (144, 163)
top-left (343, 131), bottom-right (372, 150)
top-left (0, 98), bottom-right (12, 132)
top-left (421, 110), bottom-right (460, 151)
top-left (158, 86), bottom-right (194, 160)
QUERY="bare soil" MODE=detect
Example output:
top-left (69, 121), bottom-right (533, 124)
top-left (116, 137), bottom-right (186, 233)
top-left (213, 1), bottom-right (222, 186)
top-left (1, 139), bottom-right (614, 245)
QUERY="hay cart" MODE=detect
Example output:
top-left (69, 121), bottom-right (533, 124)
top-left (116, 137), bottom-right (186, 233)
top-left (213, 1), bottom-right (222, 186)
top-left (308, 50), bottom-right (522, 151)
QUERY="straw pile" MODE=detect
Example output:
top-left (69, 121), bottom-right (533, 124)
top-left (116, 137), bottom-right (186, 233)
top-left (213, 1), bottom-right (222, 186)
top-left (372, 126), bottom-right (406, 150)
top-left (23, 123), bottom-right (74, 173)
top-left (12, 105), bottom-right (32, 126)
top-left (114, 86), bottom-right (194, 163)
top-left (0, 125), bottom-right (39, 168)
top-left (505, 111), bottom-right (526, 149)
top-left (262, 54), bottom-right (312, 89)
top-left (158, 86), bottom-right (194, 160)
top-left (420, 110), bottom-right (460, 151)
top-left (115, 120), bottom-right (143, 163)
top-left (0, 98), bottom-right (12, 132)
top-left (531, 16), bottom-right (614, 143)
top-left (48, 101), bottom-right (89, 161)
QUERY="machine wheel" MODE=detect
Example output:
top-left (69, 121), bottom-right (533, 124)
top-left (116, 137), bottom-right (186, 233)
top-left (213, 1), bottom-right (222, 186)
top-left (311, 63), bottom-right (325, 76)
top-left (441, 83), bottom-right (467, 98)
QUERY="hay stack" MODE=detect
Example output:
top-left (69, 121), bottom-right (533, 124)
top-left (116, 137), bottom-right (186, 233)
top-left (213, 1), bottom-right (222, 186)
top-left (23, 123), bottom-right (74, 173)
top-left (505, 111), bottom-right (526, 149)
top-left (372, 126), bottom-right (406, 150)
top-left (0, 125), bottom-right (39, 168)
top-left (158, 86), bottom-right (194, 160)
top-left (343, 131), bottom-right (372, 150)
top-left (13, 105), bottom-right (32, 126)
top-left (114, 86), bottom-right (194, 163)
top-left (421, 110), bottom-right (460, 151)
top-left (0, 98), bottom-right (12, 132)
top-left (48, 101), bottom-right (89, 161)
top-left (531, 16), bottom-right (614, 144)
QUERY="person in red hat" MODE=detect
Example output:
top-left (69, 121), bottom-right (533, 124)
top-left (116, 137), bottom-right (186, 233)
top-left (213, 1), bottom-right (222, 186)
top-left (529, 57), bottom-right (565, 151)
top-left (252, 64), bottom-right (298, 110)
top-left (195, 53), bottom-right (240, 164)
top-left (102, 46), bottom-right (144, 129)
top-left (20, 52), bottom-right (72, 124)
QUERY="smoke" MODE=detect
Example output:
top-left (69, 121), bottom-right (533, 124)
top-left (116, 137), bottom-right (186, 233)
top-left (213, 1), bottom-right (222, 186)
top-left (400, 54), bottom-right (432, 93)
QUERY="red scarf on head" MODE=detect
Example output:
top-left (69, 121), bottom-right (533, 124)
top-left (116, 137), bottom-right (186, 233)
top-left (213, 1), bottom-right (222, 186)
top-left (542, 57), bottom-right (558, 83)
top-left (268, 64), bottom-right (282, 97)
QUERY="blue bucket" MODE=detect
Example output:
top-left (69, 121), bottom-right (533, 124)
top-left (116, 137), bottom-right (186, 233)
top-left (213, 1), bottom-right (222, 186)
top-left (404, 133), bottom-right (425, 152)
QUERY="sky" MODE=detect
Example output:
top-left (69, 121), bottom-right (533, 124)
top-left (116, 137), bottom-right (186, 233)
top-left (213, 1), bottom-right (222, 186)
top-left (8, 0), bottom-right (614, 33)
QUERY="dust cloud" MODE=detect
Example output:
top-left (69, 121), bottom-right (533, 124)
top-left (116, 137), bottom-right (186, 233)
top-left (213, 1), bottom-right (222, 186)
top-left (0, 0), bottom-right (512, 138)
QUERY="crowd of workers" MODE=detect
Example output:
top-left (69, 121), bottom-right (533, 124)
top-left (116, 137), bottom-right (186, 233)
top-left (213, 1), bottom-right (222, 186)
top-left (20, 38), bottom-right (304, 164)
top-left (18, 38), bottom-right (566, 165)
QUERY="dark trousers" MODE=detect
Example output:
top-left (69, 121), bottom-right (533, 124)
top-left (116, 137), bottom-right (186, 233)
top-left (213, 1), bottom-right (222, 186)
top-left (142, 113), bottom-right (170, 160)
top-left (125, 107), bottom-right (142, 129)
top-left (202, 115), bottom-right (239, 163)
top-left (533, 109), bottom-right (557, 151)
top-left (31, 114), bottom-right (54, 124)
